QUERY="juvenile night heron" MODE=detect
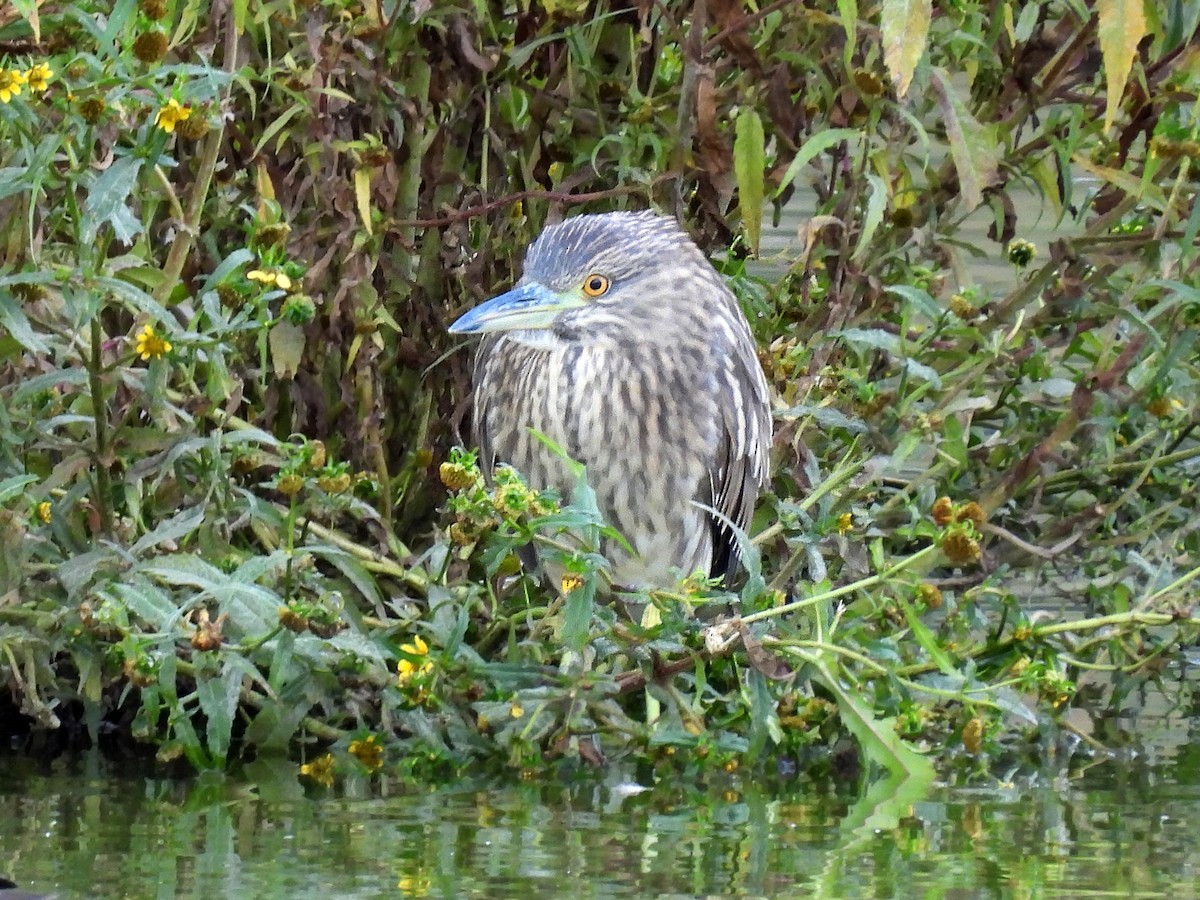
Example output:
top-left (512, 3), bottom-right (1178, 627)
top-left (449, 211), bottom-right (772, 588)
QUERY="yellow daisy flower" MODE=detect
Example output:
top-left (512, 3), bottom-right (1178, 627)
top-left (247, 269), bottom-right (293, 291)
top-left (298, 753), bottom-right (335, 787)
top-left (134, 324), bottom-right (172, 360)
top-left (348, 735), bottom-right (384, 772)
top-left (154, 98), bottom-right (191, 133)
top-left (25, 63), bottom-right (52, 93)
top-left (396, 635), bottom-right (433, 686)
top-left (0, 68), bottom-right (27, 103)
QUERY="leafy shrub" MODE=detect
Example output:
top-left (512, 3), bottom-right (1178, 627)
top-left (0, 0), bottom-right (1198, 782)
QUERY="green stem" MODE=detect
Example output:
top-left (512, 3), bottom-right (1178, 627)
top-left (743, 543), bottom-right (939, 625)
top-left (88, 318), bottom-right (114, 536)
top-left (155, 9), bottom-right (240, 303)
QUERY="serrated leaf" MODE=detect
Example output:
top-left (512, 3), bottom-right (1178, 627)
top-left (929, 68), bottom-right (1000, 211)
top-left (734, 108), bottom-right (765, 256)
top-left (1097, 0), bottom-right (1146, 133)
top-left (0, 293), bottom-right (47, 353)
top-left (113, 579), bottom-right (179, 629)
top-left (269, 320), bottom-right (305, 379)
top-left (81, 156), bottom-right (144, 244)
top-left (880, 0), bottom-right (931, 97)
top-left (129, 504), bottom-right (206, 556)
top-left (196, 664), bottom-right (242, 765)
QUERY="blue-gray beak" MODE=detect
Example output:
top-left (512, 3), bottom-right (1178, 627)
top-left (448, 283), bottom-right (584, 334)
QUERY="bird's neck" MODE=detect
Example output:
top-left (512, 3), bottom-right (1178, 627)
top-left (504, 329), bottom-right (570, 351)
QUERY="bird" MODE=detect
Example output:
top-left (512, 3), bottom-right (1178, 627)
top-left (449, 210), bottom-right (772, 589)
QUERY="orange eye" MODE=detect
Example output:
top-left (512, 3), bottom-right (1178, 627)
top-left (582, 274), bottom-right (610, 297)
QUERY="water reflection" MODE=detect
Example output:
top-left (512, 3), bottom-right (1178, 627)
top-left (3, 744), bottom-right (1200, 899)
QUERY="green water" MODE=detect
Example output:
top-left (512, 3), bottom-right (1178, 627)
top-left (4, 733), bottom-right (1200, 899)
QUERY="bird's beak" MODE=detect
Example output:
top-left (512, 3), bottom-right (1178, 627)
top-left (448, 283), bottom-right (584, 334)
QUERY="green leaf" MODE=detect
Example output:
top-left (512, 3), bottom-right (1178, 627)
top-left (929, 68), bottom-right (1000, 211)
top-left (809, 654), bottom-right (935, 780)
top-left (9, 0), bottom-right (39, 40)
top-left (94, 276), bottom-right (172, 324)
top-left (1029, 153), bottom-right (1063, 217)
top-left (200, 248), bottom-right (256, 294)
top-left (835, 327), bottom-right (902, 353)
top-left (253, 104), bottom-right (307, 158)
top-left (899, 597), bottom-right (958, 675)
top-left (1073, 154), bottom-right (1167, 211)
top-left (941, 414), bottom-right (968, 471)
top-left (747, 668), bottom-right (784, 757)
top-left (0, 474), bottom-right (37, 504)
top-left (129, 504), bottom-right (206, 556)
top-left (837, 0), bottom-right (857, 65)
top-left (561, 578), bottom-right (595, 653)
top-left (880, 0), bottom-right (931, 97)
top-left (852, 173), bottom-right (887, 260)
top-left (775, 128), bottom-right (861, 198)
top-left (354, 168), bottom-right (374, 236)
top-left (113, 579), bottom-right (179, 629)
top-left (0, 293), bottom-right (47, 354)
top-left (733, 108), bottom-right (765, 256)
top-left (81, 156), bottom-right (144, 244)
top-left (1097, 0), bottom-right (1146, 133)
top-left (196, 664), bottom-right (243, 765)
top-left (775, 404), bottom-right (869, 434)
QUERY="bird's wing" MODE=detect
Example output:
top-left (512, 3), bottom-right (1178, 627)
top-left (708, 334), bottom-right (772, 580)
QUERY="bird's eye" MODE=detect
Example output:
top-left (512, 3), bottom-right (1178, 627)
top-left (582, 274), bottom-right (610, 298)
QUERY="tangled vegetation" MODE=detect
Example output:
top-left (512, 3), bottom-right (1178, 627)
top-left (1, 0), bottom-right (1199, 788)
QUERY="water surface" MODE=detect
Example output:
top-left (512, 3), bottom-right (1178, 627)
top-left (4, 726), bottom-right (1200, 899)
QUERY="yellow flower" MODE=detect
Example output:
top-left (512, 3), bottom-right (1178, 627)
top-left (276, 473), bottom-right (304, 497)
top-left (0, 68), bottom-right (27, 103)
top-left (836, 512), bottom-right (853, 534)
top-left (560, 573), bottom-right (584, 595)
top-left (247, 269), bottom-right (293, 291)
top-left (134, 324), bottom-right (172, 360)
top-left (35, 501), bottom-right (52, 524)
top-left (154, 98), bottom-right (191, 133)
top-left (299, 753), bottom-right (336, 787)
top-left (25, 63), bottom-right (51, 93)
top-left (510, 699), bottom-right (524, 718)
top-left (348, 735), bottom-right (384, 772)
top-left (396, 635), bottom-right (433, 686)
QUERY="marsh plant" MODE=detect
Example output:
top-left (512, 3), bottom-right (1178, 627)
top-left (0, 0), bottom-right (1198, 785)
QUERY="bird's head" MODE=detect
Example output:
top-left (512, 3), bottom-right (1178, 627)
top-left (448, 211), bottom-right (716, 343)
